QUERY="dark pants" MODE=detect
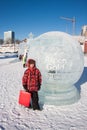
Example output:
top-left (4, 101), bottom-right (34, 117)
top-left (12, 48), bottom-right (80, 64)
top-left (23, 64), bottom-right (25, 68)
top-left (30, 91), bottom-right (40, 110)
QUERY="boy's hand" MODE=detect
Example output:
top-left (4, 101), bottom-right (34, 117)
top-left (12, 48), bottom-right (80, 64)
top-left (23, 85), bottom-right (27, 90)
top-left (38, 85), bottom-right (41, 90)
top-left (23, 85), bottom-right (29, 92)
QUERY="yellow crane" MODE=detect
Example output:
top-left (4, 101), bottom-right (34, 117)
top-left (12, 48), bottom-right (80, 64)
top-left (60, 16), bottom-right (75, 35)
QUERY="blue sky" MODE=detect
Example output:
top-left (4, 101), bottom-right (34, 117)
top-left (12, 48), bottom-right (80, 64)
top-left (0, 0), bottom-right (87, 40)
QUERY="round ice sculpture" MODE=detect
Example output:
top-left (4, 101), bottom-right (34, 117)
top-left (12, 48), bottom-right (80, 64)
top-left (28, 31), bottom-right (84, 105)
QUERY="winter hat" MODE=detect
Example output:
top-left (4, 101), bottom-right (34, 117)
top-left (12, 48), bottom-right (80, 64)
top-left (27, 59), bottom-right (36, 67)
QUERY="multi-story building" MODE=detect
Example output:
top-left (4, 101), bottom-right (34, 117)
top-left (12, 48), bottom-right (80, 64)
top-left (4, 31), bottom-right (15, 44)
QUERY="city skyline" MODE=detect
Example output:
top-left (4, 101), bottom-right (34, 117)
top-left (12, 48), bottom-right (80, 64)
top-left (0, 0), bottom-right (87, 40)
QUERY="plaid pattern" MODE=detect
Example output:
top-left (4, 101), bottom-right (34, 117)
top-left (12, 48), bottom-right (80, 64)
top-left (22, 67), bottom-right (42, 92)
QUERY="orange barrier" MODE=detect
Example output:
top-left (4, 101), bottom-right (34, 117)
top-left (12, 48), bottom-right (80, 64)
top-left (84, 41), bottom-right (87, 53)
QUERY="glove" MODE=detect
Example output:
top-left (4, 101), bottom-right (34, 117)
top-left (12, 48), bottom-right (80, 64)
top-left (23, 85), bottom-right (28, 91)
top-left (38, 84), bottom-right (41, 91)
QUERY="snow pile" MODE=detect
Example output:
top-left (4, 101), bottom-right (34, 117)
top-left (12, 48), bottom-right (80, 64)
top-left (0, 54), bottom-right (87, 130)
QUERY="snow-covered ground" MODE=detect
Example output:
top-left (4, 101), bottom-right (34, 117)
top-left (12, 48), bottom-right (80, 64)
top-left (0, 53), bottom-right (87, 130)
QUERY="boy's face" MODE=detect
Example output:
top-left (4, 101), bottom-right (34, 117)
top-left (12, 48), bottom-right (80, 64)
top-left (30, 63), bottom-right (34, 68)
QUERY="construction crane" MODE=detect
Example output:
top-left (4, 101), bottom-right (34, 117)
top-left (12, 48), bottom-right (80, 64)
top-left (60, 16), bottom-right (75, 35)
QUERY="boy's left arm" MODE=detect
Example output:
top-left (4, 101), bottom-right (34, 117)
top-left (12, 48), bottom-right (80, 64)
top-left (22, 70), bottom-right (28, 90)
top-left (38, 71), bottom-right (42, 90)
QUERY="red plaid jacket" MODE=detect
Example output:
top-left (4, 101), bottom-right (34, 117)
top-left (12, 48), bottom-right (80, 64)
top-left (22, 67), bottom-right (42, 92)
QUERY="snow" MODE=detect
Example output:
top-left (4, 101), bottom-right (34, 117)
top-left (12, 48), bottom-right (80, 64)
top-left (0, 52), bottom-right (87, 130)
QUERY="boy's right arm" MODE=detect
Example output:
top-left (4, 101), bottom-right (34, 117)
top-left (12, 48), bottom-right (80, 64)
top-left (22, 70), bottom-right (28, 90)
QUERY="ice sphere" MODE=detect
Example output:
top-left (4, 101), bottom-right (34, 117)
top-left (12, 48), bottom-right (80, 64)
top-left (28, 31), bottom-right (84, 105)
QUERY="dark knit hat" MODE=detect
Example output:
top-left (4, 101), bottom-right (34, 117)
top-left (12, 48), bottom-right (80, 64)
top-left (27, 59), bottom-right (36, 66)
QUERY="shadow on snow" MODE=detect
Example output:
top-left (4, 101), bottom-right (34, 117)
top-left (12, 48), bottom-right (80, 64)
top-left (75, 67), bottom-right (87, 93)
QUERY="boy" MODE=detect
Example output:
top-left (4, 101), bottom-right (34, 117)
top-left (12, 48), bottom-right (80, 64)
top-left (22, 59), bottom-right (42, 110)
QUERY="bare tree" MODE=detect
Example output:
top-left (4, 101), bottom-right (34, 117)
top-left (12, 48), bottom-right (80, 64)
top-left (5, 38), bottom-right (13, 44)
top-left (15, 39), bottom-right (21, 44)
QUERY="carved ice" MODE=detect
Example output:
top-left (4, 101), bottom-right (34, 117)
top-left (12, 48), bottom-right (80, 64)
top-left (28, 31), bottom-right (84, 105)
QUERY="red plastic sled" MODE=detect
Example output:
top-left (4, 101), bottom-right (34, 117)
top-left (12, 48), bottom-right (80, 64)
top-left (18, 90), bottom-right (31, 107)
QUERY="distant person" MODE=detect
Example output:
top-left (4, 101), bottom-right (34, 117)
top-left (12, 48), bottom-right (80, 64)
top-left (22, 49), bottom-right (28, 68)
top-left (22, 59), bottom-right (42, 110)
top-left (19, 54), bottom-right (23, 61)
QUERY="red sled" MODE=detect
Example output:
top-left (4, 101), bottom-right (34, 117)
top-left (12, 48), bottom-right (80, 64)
top-left (18, 90), bottom-right (31, 107)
